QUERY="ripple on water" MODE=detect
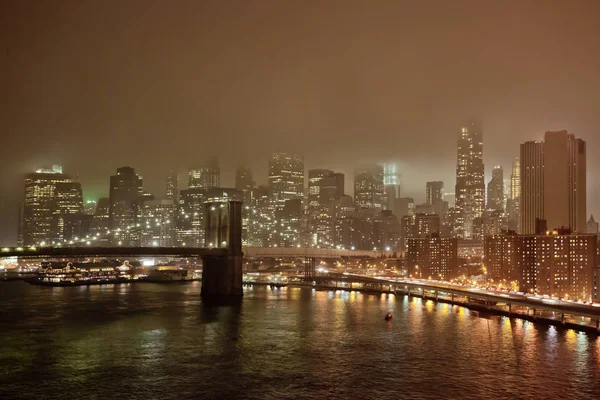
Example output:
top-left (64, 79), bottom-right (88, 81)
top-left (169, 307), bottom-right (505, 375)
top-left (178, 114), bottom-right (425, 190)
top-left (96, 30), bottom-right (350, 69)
top-left (0, 282), bottom-right (599, 400)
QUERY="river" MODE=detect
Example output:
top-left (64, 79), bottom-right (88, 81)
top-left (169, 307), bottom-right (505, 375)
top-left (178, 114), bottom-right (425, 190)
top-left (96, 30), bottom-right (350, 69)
top-left (0, 281), bottom-right (599, 399)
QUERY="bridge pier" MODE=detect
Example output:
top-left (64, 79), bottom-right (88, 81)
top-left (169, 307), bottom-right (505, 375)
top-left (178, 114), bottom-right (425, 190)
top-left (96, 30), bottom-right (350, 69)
top-left (201, 201), bottom-right (243, 301)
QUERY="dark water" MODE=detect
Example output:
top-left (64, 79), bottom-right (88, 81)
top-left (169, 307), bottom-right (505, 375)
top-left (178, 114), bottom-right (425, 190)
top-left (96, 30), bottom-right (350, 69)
top-left (1, 282), bottom-right (599, 399)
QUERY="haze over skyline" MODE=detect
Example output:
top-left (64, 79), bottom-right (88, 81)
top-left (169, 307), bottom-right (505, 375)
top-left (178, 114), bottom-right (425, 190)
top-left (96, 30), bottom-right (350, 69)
top-left (2, 0), bottom-right (600, 246)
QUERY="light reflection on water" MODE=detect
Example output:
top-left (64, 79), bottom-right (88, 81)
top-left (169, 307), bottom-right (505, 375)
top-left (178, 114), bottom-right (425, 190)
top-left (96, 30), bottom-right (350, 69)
top-left (0, 281), bottom-right (599, 400)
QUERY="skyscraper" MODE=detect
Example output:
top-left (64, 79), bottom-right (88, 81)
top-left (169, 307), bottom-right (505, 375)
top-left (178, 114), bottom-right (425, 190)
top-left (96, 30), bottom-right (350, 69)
top-left (507, 159), bottom-right (521, 231)
top-left (544, 131), bottom-right (586, 233)
top-left (166, 171), bottom-right (178, 203)
top-left (268, 153), bottom-right (304, 211)
top-left (486, 166), bottom-right (504, 212)
top-left (22, 165), bottom-right (79, 246)
top-left (235, 164), bottom-right (254, 200)
top-left (354, 165), bottom-right (384, 210)
top-left (109, 166), bottom-right (143, 246)
top-left (520, 131), bottom-right (586, 234)
top-left (426, 181), bottom-right (444, 205)
top-left (189, 157), bottom-right (220, 189)
top-left (454, 120), bottom-right (485, 238)
top-left (308, 169), bottom-right (343, 247)
top-left (383, 163), bottom-right (400, 210)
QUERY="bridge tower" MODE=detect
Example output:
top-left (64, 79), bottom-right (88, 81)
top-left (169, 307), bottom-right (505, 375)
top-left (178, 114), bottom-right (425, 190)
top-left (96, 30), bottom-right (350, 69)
top-left (201, 200), bottom-right (244, 300)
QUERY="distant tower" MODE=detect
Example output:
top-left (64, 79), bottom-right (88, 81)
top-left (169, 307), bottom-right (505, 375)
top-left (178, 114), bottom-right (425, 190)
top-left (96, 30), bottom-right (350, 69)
top-left (354, 165), bottom-right (385, 210)
top-left (383, 163), bottom-right (400, 210)
top-left (235, 164), bottom-right (254, 204)
top-left (166, 171), bottom-right (179, 203)
top-left (454, 120), bottom-right (485, 238)
top-left (109, 166), bottom-right (143, 246)
top-left (189, 157), bottom-right (220, 189)
top-left (268, 153), bottom-right (304, 211)
top-left (486, 166), bottom-right (504, 212)
top-left (426, 181), bottom-right (444, 206)
top-left (587, 215), bottom-right (599, 234)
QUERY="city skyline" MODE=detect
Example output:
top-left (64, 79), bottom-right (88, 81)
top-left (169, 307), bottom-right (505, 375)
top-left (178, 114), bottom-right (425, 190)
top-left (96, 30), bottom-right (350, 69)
top-left (3, 1), bottom-right (600, 245)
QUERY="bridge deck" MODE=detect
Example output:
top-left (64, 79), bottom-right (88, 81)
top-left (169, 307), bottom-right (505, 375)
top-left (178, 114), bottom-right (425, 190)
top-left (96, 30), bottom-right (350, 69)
top-left (0, 247), bottom-right (228, 258)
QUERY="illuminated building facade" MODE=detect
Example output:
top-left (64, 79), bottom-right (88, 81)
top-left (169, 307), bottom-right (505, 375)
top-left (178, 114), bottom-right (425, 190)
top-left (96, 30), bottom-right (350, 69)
top-left (22, 165), bottom-right (80, 246)
top-left (141, 199), bottom-right (175, 247)
top-left (354, 164), bottom-right (384, 210)
top-left (507, 158), bottom-right (520, 232)
top-left (454, 120), bottom-right (485, 238)
top-left (520, 132), bottom-right (586, 234)
top-left (383, 163), bottom-right (400, 210)
top-left (485, 230), bottom-right (597, 300)
top-left (189, 157), bottom-right (220, 189)
top-left (176, 188), bottom-right (206, 247)
top-left (109, 167), bottom-right (143, 246)
top-left (268, 153), bottom-right (304, 212)
top-left (308, 169), bottom-right (344, 247)
top-left (406, 236), bottom-right (458, 280)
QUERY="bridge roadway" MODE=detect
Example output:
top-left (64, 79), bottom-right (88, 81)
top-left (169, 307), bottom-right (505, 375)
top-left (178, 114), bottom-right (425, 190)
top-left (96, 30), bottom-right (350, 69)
top-left (0, 246), bottom-right (398, 259)
top-left (0, 246), bottom-right (227, 258)
top-left (318, 273), bottom-right (600, 320)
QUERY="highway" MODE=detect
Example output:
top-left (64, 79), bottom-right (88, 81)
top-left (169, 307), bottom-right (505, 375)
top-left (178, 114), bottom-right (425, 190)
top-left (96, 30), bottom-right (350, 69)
top-left (322, 272), bottom-right (600, 320)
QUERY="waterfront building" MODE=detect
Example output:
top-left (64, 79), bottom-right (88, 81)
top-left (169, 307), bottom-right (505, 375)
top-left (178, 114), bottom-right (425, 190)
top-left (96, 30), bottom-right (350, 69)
top-left (485, 230), bottom-right (597, 300)
top-left (406, 236), bottom-right (458, 280)
top-left (22, 165), bottom-right (81, 246)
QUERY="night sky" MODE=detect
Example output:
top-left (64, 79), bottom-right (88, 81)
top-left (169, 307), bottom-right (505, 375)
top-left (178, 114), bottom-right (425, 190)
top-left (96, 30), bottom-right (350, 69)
top-left (2, 0), bottom-right (600, 246)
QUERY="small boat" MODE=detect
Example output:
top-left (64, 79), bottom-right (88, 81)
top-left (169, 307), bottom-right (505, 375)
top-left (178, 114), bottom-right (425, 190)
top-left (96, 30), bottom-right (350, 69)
top-left (385, 313), bottom-right (393, 321)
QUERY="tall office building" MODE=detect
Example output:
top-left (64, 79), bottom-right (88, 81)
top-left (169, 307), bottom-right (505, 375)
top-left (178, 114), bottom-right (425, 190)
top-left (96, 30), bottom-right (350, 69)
top-left (383, 163), bottom-right (400, 210)
top-left (176, 188), bottom-right (206, 247)
top-left (354, 164), bottom-right (385, 210)
top-left (426, 181), bottom-right (444, 206)
top-left (22, 166), bottom-right (80, 246)
top-left (189, 157), bottom-right (220, 189)
top-left (486, 166), bottom-right (504, 212)
top-left (454, 120), bottom-right (485, 238)
top-left (141, 199), bottom-right (175, 247)
top-left (166, 171), bottom-right (178, 203)
top-left (235, 164), bottom-right (254, 201)
top-left (520, 131), bottom-right (586, 234)
top-left (109, 166), bottom-right (143, 246)
top-left (334, 173), bottom-right (345, 198)
top-left (268, 153), bottom-right (304, 211)
top-left (89, 197), bottom-right (110, 244)
top-left (506, 159), bottom-right (521, 232)
top-left (307, 169), bottom-right (344, 247)
top-left (54, 181), bottom-right (84, 242)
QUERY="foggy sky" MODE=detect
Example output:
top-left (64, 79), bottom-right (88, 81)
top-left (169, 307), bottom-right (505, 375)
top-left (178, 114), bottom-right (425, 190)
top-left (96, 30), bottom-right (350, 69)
top-left (2, 0), bottom-right (600, 246)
